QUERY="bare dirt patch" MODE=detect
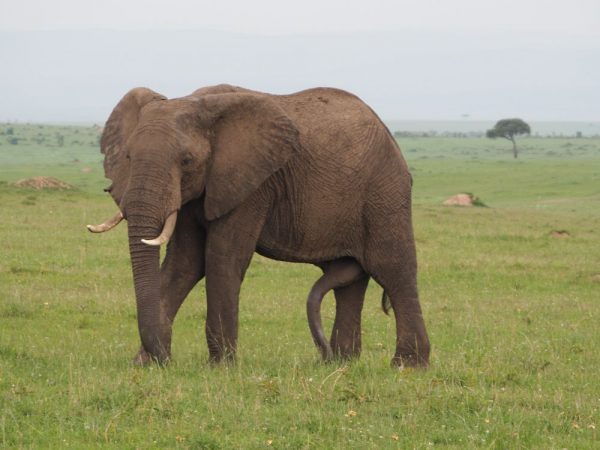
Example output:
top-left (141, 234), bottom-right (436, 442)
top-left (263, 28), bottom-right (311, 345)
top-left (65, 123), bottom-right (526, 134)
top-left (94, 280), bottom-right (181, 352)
top-left (13, 176), bottom-right (74, 190)
top-left (443, 193), bottom-right (486, 207)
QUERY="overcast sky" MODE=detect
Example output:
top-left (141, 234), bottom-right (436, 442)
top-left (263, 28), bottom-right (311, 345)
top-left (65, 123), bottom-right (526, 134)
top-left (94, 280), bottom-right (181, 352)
top-left (2, 0), bottom-right (599, 122)
top-left (3, 0), bottom-right (600, 36)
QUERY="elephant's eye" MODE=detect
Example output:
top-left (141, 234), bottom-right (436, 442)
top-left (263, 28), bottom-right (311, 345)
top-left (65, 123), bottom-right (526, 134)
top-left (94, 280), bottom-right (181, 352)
top-left (181, 153), bottom-right (193, 166)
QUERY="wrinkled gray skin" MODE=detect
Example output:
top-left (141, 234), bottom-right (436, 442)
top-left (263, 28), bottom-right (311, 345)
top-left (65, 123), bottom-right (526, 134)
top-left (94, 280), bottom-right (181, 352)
top-left (93, 84), bottom-right (430, 368)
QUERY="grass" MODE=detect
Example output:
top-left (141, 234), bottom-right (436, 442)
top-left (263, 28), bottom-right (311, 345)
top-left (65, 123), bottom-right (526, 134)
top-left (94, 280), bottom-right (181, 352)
top-left (1, 123), bottom-right (599, 448)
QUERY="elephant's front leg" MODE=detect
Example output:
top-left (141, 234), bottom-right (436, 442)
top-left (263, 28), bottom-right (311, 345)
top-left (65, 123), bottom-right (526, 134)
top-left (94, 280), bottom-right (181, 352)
top-left (133, 203), bottom-right (206, 365)
top-left (204, 202), bottom-right (268, 363)
top-left (330, 276), bottom-right (369, 359)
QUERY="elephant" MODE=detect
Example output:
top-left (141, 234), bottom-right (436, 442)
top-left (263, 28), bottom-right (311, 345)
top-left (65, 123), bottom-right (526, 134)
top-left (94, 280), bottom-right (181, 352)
top-left (306, 258), bottom-right (398, 361)
top-left (87, 83), bottom-right (430, 368)
top-left (307, 258), bottom-right (367, 360)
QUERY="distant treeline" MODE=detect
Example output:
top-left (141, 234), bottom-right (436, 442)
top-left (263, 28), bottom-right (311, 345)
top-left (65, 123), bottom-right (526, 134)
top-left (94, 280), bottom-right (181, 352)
top-left (393, 130), bottom-right (600, 139)
top-left (394, 130), bottom-right (486, 138)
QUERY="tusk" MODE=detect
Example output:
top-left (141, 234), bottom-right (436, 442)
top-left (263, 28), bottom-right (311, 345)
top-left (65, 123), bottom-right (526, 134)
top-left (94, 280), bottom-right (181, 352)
top-left (141, 211), bottom-right (177, 246)
top-left (87, 211), bottom-right (124, 233)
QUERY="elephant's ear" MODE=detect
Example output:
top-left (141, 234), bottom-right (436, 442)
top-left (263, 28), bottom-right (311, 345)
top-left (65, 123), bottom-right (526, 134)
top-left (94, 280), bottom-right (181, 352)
top-left (197, 93), bottom-right (300, 221)
top-left (100, 87), bottom-right (166, 204)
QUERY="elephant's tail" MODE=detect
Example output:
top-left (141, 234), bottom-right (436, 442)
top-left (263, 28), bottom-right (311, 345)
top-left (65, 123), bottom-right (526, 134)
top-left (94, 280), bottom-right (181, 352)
top-left (381, 290), bottom-right (392, 315)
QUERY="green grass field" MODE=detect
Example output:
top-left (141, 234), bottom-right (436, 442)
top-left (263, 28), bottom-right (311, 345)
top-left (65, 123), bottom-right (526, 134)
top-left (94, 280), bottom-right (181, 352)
top-left (1, 123), bottom-right (599, 448)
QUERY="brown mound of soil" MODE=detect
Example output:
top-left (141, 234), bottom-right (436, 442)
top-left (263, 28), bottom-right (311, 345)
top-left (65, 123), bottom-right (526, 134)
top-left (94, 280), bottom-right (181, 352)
top-left (14, 176), bottom-right (74, 190)
top-left (443, 193), bottom-right (486, 207)
top-left (444, 193), bottom-right (473, 206)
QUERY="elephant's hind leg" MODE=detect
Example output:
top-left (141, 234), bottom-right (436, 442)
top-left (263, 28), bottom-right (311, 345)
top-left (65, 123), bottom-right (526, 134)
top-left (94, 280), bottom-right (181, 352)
top-left (363, 210), bottom-right (430, 367)
top-left (330, 276), bottom-right (369, 360)
top-left (365, 260), bottom-right (429, 368)
top-left (307, 258), bottom-right (366, 361)
top-left (388, 292), bottom-right (429, 367)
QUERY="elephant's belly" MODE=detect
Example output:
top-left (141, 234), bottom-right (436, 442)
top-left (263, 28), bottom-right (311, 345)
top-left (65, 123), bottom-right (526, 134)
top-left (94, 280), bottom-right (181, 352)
top-left (255, 240), bottom-right (352, 263)
top-left (254, 242), bottom-right (348, 263)
top-left (256, 211), bottom-right (360, 264)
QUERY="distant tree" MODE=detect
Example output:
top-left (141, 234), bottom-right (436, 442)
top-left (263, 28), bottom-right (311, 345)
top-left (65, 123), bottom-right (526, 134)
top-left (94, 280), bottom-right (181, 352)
top-left (486, 118), bottom-right (531, 158)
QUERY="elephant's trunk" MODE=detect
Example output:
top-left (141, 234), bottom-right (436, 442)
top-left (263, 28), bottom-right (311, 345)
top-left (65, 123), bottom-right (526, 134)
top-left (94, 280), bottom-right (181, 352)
top-left (122, 165), bottom-right (181, 363)
top-left (127, 211), bottom-right (172, 364)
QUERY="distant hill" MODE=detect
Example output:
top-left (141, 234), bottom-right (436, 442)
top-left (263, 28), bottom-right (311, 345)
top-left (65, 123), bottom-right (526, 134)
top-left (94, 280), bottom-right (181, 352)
top-left (1, 29), bottom-right (599, 123)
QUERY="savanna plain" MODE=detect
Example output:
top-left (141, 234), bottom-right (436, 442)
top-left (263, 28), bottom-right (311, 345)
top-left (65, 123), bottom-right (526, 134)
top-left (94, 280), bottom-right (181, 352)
top-left (0, 123), bottom-right (599, 449)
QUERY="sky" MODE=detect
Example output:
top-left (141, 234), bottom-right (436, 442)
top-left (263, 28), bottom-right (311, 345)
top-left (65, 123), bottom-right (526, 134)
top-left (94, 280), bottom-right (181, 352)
top-left (3, 0), bottom-right (600, 36)
top-left (1, 0), bottom-right (599, 122)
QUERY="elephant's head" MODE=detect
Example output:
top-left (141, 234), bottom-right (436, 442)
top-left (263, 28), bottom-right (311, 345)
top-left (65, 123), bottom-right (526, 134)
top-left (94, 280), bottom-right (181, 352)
top-left (88, 87), bottom-right (300, 362)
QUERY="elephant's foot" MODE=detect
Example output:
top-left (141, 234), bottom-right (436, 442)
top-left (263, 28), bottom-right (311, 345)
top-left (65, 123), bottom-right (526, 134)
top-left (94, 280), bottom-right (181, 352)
top-left (391, 344), bottom-right (430, 369)
top-left (330, 333), bottom-right (362, 361)
top-left (323, 353), bottom-right (357, 366)
top-left (318, 345), bottom-right (334, 362)
top-left (330, 344), bottom-right (361, 361)
top-left (390, 354), bottom-right (429, 369)
top-left (329, 313), bottom-right (363, 361)
top-left (132, 347), bottom-right (152, 366)
top-left (132, 346), bottom-right (170, 367)
top-left (206, 327), bottom-right (237, 365)
top-left (206, 333), bottom-right (237, 365)
top-left (208, 351), bottom-right (236, 366)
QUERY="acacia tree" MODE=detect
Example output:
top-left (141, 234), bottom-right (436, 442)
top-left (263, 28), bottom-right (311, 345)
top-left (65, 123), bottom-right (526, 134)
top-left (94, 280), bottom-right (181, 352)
top-left (486, 118), bottom-right (531, 158)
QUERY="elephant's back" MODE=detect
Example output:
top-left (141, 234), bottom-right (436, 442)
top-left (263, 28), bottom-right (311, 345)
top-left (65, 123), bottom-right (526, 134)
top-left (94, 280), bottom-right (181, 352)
top-left (276, 87), bottom-right (385, 138)
top-left (275, 87), bottom-right (399, 172)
